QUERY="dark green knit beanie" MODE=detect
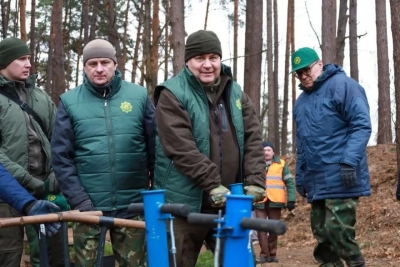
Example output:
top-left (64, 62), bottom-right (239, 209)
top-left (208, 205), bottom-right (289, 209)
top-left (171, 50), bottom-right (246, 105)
top-left (185, 30), bottom-right (222, 62)
top-left (0, 37), bottom-right (30, 70)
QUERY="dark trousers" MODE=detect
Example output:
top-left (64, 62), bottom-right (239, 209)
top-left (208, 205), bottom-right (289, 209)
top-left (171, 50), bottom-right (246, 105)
top-left (254, 205), bottom-right (282, 258)
top-left (311, 198), bottom-right (364, 266)
top-left (166, 216), bottom-right (223, 267)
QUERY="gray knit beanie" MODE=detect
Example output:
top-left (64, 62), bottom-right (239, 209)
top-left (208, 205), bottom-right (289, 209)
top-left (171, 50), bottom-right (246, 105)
top-left (83, 39), bottom-right (117, 64)
top-left (0, 37), bottom-right (30, 70)
top-left (184, 30), bottom-right (222, 62)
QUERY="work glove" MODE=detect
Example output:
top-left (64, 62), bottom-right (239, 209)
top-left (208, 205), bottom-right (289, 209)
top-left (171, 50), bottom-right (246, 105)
top-left (209, 185), bottom-right (231, 207)
top-left (296, 185), bottom-right (307, 198)
top-left (45, 193), bottom-right (70, 212)
top-left (244, 185), bottom-right (265, 202)
top-left (23, 200), bottom-right (61, 237)
top-left (72, 199), bottom-right (94, 212)
top-left (286, 201), bottom-right (295, 211)
top-left (44, 172), bottom-right (60, 195)
top-left (25, 176), bottom-right (45, 199)
top-left (340, 163), bottom-right (357, 188)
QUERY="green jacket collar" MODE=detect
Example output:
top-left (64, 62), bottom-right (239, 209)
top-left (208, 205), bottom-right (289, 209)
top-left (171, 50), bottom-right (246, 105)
top-left (83, 69), bottom-right (122, 97)
top-left (0, 74), bottom-right (37, 93)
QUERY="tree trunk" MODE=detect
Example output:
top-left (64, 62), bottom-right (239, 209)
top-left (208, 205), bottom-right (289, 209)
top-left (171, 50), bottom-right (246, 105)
top-left (204, 0), bottom-right (210, 30)
top-left (233, 0), bottom-right (238, 81)
top-left (48, 0), bottom-right (65, 106)
top-left (266, 0), bottom-right (275, 142)
top-left (170, 0), bottom-right (185, 74)
top-left (164, 0), bottom-right (169, 81)
top-left (281, 0), bottom-right (292, 156)
top-left (321, 0), bottom-right (337, 63)
top-left (149, 0), bottom-right (160, 99)
top-left (376, 0), bottom-right (392, 144)
top-left (336, 0), bottom-right (348, 67)
top-left (1, 0), bottom-right (10, 38)
top-left (290, 0), bottom-right (296, 153)
top-left (107, 0), bottom-right (124, 76)
top-left (131, 1), bottom-right (144, 83)
top-left (389, 0), bottom-right (400, 170)
top-left (273, 0), bottom-right (280, 154)
top-left (83, 0), bottom-right (89, 45)
top-left (29, 0), bottom-right (36, 73)
top-left (349, 0), bottom-right (358, 81)
top-left (19, 0), bottom-right (27, 41)
top-left (122, 0), bottom-right (130, 79)
top-left (244, 0), bottom-right (263, 118)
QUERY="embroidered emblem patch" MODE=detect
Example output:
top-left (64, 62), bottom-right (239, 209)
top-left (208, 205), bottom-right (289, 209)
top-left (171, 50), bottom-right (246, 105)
top-left (47, 195), bottom-right (56, 201)
top-left (120, 101), bottom-right (133, 113)
top-left (294, 56), bottom-right (301, 65)
top-left (236, 98), bottom-right (242, 110)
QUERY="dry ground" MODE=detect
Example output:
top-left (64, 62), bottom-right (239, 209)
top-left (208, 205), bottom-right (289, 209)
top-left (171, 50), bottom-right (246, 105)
top-left (255, 144), bottom-right (400, 266)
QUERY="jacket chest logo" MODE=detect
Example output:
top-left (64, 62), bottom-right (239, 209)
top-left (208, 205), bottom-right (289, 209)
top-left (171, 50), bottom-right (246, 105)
top-left (236, 98), bottom-right (242, 110)
top-left (120, 101), bottom-right (133, 113)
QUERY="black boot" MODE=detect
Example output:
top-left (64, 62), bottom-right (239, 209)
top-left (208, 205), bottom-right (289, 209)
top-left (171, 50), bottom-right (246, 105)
top-left (345, 255), bottom-right (365, 267)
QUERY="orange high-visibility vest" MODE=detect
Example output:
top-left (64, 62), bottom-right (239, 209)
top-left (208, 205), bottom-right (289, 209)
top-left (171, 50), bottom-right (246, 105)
top-left (263, 159), bottom-right (286, 203)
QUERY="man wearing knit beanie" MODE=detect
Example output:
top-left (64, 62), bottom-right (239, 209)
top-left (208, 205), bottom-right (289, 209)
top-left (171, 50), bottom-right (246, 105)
top-left (153, 30), bottom-right (266, 266)
top-left (254, 141), bottom-right (296, 263)
top-left (51, 38), bottom-right (155, 267)
top-left (0, 37), bottom-right (66, 267)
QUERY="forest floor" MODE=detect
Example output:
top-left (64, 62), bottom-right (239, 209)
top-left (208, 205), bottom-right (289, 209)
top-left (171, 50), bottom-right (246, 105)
top-left (252, 144), bottom-right (400, 267)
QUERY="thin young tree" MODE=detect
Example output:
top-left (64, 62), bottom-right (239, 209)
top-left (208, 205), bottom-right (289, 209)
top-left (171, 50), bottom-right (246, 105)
top-left (273, 0), bottom-right (280, 154)
top-left (336, 0), bottom-right (348, 67)
top-left (281, 0), bottom-right (293, 155)
top-left (233, 0), bottom-right (238, 81)
top-left (349, 0), bottom-right (358, 81)
top-left (29, 0), bottom-right (36, 73)
top-left (389, 0), bottom-right (400, 173)
top-left (266, 0), bottom-right (275, 142)
top-left (376, 0), bottom-right (392, 144)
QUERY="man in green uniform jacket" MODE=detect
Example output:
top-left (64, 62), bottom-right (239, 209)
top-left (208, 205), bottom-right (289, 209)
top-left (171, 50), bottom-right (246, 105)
top-left (0, 37), bottom-right (64, 267)
top-left (51, 39), bottom-right (156, 267)
top-left (154, 30), bottom-right (266, 267)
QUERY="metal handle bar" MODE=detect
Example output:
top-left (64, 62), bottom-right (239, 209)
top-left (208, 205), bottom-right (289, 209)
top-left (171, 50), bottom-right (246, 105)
top-left (187, 213), bottom-right (287, 235)
top-left (127, 203), bottom-right (190, 217)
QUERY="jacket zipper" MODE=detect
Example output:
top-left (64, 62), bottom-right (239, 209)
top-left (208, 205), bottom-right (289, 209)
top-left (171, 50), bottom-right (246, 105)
top-left (219, 103), bottom-right (228, 132)
top-left (104, 89), bottom-right (116, 208)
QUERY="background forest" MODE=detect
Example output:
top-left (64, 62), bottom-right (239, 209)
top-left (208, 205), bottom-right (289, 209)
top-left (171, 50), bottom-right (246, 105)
top-left (1, 0), bottom-right (400, 170)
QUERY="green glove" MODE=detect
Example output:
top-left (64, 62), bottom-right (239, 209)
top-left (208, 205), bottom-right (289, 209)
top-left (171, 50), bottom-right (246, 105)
top-left (25, 176), bottom-right (45, 199)
top-left (45, 193), bottom-right (70, 212)
top-left (209, 185), bottom-right (231, 207)
top-left (244, 185), bottom-right (265, 202)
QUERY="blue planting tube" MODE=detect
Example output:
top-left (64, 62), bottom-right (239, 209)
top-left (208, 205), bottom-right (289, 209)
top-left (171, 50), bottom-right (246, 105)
top-left (223, 194), bottom-right (254, 267)
top-left (228, 183), bottom-right (256, 267)
top-left (142, 190), bottom-right (170, 267)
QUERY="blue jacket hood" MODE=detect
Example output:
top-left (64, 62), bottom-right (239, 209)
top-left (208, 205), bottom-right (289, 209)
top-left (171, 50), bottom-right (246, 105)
top-left (299, 64), bottom-right (344, 92)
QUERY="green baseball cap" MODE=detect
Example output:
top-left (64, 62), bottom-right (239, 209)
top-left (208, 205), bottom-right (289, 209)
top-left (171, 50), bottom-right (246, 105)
top-left (290, 47), bottom-right (319, 73)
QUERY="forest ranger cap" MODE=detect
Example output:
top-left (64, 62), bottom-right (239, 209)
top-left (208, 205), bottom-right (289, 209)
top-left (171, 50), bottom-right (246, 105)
top-left (0, 37), bottom-right (30, 70)
top-left (290, 47), bottom-right (320, 73)
top-left (83, 39), bottom-right (117, 64)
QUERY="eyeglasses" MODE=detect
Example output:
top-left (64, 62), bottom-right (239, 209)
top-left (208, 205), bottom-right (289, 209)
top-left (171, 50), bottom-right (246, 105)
top-left (294, 61), bottom-right (319, 78)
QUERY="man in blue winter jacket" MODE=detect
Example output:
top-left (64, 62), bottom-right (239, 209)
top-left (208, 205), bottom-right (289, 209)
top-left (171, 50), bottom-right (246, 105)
top-left (0, 163), bottom-right (61, 236)
top-left (292, 47), bottom-right (371, 267)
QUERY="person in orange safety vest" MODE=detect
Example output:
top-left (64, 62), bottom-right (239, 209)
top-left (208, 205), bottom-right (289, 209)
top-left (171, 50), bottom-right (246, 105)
top-left (254, 141), bottom-right (296, 263)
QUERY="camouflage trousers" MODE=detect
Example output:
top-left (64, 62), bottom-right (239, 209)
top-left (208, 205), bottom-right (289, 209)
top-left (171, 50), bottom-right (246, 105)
top-left (73, 214), bottom-right (147, 267)
top-left (311, 198), bottom-right (364, 267)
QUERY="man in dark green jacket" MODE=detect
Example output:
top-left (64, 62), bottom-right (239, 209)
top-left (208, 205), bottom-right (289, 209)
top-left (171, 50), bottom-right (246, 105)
top-left (51, 39), bottom-right (156, 267)
top-left (0, 37), bottom-right (64, 267)
top-left (154, 30), bottom-right (266, 267)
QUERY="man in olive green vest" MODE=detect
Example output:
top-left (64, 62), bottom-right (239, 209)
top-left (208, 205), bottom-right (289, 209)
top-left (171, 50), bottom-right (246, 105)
top-left (51, 39), bottom-right (156, 267)
top-left (0, 37), bottom-right (65, 267)
top-left (153, 30), bottom-right (266, 267)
